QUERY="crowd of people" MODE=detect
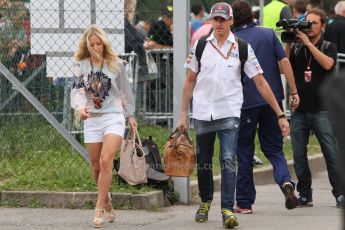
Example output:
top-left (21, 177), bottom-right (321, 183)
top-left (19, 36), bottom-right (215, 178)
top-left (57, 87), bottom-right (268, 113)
top-left (178, 0), bottom-right (345, 228)
top-left (68, 0), bottom-right (345, 228)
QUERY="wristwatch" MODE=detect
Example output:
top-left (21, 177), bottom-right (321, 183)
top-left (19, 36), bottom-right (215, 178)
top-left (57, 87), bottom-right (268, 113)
top-left (278, 114), bottom-right (286, 119)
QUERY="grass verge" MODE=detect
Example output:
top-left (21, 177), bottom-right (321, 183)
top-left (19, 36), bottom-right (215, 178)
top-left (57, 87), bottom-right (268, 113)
top-left (0, 119), bottom-right (321, 191)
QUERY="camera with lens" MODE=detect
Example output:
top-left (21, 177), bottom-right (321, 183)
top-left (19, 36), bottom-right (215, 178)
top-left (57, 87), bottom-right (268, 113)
top-left (276, 19), bottom-right (312, 43)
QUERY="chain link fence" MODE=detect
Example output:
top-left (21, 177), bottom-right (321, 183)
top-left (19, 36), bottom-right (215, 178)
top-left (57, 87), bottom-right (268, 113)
top-left (0, 0), bottom-right (178, 192)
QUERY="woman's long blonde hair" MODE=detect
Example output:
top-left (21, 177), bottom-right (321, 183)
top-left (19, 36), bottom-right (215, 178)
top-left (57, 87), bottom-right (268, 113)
top-left (74, 24), bottom-right (119, 72)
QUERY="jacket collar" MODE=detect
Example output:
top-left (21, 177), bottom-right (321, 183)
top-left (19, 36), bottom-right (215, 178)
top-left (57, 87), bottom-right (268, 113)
top-left (232, 22), bottom-right (257, 33)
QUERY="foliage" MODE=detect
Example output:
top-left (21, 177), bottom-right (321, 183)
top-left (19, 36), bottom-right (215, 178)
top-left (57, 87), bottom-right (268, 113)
top-left (0, 0), bottom-right (30, 63)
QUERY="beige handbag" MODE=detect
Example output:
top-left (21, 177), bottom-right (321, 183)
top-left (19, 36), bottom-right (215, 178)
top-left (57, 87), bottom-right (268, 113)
top-left (118, 129), bottom-right (147, 185)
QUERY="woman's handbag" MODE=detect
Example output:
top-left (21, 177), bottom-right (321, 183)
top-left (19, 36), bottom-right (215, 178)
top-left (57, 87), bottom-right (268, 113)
top-left (163, 129), bottom-right (196, 177)
top-left (118, 129), bottom-right (147, 185)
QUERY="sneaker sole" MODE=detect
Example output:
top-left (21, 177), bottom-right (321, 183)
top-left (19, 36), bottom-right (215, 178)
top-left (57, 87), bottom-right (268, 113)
top-left (283, 185), bottom-right (297, 210)
top-left (224, 217), bottom-right (239, 228)
top-left (195, 217), bottom-right (208, 223)
top-left (296, 203), bottom-right (314, 208)
top-left (234, 209), bottom-right (253, 214)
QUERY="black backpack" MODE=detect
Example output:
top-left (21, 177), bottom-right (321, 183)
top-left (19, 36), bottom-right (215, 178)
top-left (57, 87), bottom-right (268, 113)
top-left (195, 34), bottom-right (248, 84)
top-left (141, 136), bottom-right (170, 185)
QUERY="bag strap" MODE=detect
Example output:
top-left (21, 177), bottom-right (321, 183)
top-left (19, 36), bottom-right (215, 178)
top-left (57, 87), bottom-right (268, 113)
top-left (195, 35), bottom-right (209, 74)
top-left (236, 36), bottom-right (248, 85)
top-left (292, 41), bottom-right (330, 61)
top-left (169, 128), bottom-right (193, 145)
top-left (135, 129), bottom-right (142, 146)
top-left (181, 130), bottom-right (192, 145)
top-left (320, 40), bottom-right (330, 53)
top-left (168, 128), bottom-right (180, 139)
top-left (292, 43), bottom-right (303, 60)
top-left (124, 129), bottom-right (137, 151)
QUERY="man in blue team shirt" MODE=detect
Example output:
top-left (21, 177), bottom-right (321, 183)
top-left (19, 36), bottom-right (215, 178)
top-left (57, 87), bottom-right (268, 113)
top-left (231, 0), bottom-right (300, 214)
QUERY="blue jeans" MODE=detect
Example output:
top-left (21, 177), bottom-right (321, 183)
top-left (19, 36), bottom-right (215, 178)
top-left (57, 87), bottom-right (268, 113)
top-left (236, 104), bottom-right (292, 209)
top-left (290, 111), bottom-right (341, 198)
top-left (194, 117), bottom-right (240, 211)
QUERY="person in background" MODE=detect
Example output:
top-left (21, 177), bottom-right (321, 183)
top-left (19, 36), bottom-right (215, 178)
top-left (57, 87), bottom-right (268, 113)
top-left (124, 18), bottom-right (148, 110)
top-left (190, 3), bottom-right (206, 37)
top-left (292, 0), bottom-right (307, 21)
top-left (190, 16), bottom-right (212, 47)
top-left (325, 1), bottom-right (345, 56)
top-left (135, 19), bottom-right (152, 38)
top-left (232, 0), bottom-right (299, 214)
top-left (306, 0), bottom-right (322, 13)
top-left (286, 8), bottom-right (344, 209)
top-left (71, 24), bottom-right (137, 228)
top-left (177, 2), bottom-right (290, 228)
top-left (144, 6), bottom-right (174, 115)
top-left (144, 6), bottom-right (173, 49)
top-left (252, 6), bottom-right (260, 25)
top-left (263, 0), bottom-right (292, 31)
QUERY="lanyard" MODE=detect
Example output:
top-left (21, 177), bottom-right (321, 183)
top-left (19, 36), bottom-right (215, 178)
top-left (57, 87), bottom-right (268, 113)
top-left (304, 47), bottom-right (312, 70)
top-left (210, 41), bottom-right (235, 60)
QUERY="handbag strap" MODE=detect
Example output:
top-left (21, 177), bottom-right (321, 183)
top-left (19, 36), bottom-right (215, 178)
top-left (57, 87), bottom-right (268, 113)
top-left (126, 129), bottom-right (142, 150)
top-left (135, 129), bottom-right (142, 146)
top-left (124, 129), bottom-right (137, 150)
top-left (169, 128), bottom-right (181, 139)
top-left (181, 130), bottom-right (192, 145)
top-left (169, 128), bottom-right (192, 145)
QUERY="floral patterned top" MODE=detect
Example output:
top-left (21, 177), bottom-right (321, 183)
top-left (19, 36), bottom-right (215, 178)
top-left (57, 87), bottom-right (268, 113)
top-left (70, 59), bottom-right (135, 117)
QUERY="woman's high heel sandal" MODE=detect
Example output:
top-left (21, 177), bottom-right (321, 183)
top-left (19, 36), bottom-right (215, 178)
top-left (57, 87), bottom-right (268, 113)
top-left (93, 208), bottom-right (105, 228)
top-left (104, 195), bottom-right (115, 222)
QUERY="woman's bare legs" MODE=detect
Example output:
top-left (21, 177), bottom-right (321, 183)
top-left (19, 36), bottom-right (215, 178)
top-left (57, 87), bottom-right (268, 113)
top-left (87, 134), bottom-right (121, 226)
top-left (96, 134), bottom-right (121, 209)
top-left (87, 143), bottom-right (110, 206)
top-left (87, 143), bottom-right (102, 184)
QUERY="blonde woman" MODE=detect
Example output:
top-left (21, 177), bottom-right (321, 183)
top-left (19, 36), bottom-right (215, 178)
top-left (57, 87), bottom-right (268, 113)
top-left (71, 24), bottom-right (137, 228)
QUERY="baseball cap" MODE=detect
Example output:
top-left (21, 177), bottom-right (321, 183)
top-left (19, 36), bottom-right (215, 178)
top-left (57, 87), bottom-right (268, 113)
top-left (210, 2), bottom-right (233, 20)
top-left (161, 5), bottom-right (173, 17)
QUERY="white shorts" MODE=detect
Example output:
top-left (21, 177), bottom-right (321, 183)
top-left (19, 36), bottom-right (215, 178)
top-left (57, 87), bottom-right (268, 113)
top-left (83, 113), bottom-right (125, 143)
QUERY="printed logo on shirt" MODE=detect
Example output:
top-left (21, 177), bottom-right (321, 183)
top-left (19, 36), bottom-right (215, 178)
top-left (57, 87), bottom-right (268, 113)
top-left (249, 55), bottom-right (262, 71)
top-left (229, 52), bottom-right (239, 58)
top-left (252, 59), bottom-right (259, 66)
top-left (186, 50), bottom-right (194, 64)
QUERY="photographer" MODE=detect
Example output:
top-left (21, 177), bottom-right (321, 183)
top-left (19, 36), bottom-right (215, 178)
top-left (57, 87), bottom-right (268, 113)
top-left (286, 8), bottom-right (344, 208)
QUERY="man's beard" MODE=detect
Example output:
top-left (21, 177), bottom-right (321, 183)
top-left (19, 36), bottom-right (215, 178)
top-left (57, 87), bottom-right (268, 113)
top-left (307, 32), bottom-right (321, 41)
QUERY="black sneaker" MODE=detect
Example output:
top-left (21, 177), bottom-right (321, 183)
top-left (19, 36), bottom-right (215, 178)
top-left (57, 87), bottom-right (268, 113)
top-left (336, 195), bottom-right (345, 208)
top-left (195, 200), bottom-right (211, 222)
top-left (221, 208), bottom-right (239, 228)
top-left (297, 194), bottom-right (313, 207)
top-left (282, 182), bottom-right (297, 209)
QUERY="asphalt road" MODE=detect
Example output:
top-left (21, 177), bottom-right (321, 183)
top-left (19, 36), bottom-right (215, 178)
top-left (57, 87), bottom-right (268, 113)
top-left (0, 171), bottom-right (343, 230)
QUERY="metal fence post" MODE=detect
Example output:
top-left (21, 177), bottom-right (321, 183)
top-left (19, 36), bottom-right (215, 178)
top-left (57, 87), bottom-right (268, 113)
top-left (173, 0), bottom-right (191, 204)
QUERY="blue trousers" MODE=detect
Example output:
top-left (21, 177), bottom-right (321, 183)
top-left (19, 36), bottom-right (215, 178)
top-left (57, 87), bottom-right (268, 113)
top-left (236, 104), bottom-right (292, 209)
top-left (290, 111), bottom-right (341, 198)
top-left (194, 117), bottom-right (240, 211)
